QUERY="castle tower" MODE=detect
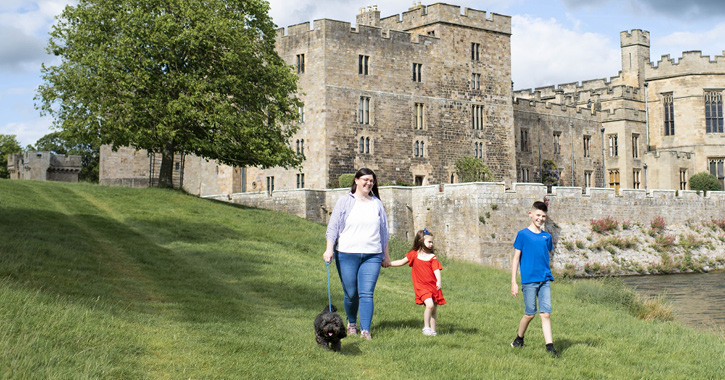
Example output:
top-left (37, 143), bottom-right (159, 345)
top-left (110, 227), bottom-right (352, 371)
top-left (620, 29), bottom-right (650, 88)
top-left (356, 5), bottom-right (381, 27)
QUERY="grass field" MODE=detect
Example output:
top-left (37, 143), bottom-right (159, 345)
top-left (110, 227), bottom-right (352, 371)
top-left (1, 180), bottom-right (723, 379)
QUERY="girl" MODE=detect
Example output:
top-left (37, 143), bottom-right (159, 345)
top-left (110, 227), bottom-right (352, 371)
top-left (390, 229), bottom-right (446, 336)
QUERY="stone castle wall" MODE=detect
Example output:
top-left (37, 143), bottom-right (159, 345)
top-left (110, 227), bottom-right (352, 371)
top-left (208, 183), bottom-right (725, 272)
top-left (7, 151), bottom-right (81, 182)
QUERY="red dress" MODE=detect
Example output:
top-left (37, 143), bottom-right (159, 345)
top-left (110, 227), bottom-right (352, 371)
top-left (406, 250), bottom-right (447, 305)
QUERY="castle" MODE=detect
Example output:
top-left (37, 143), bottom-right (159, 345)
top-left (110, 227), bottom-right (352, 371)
top-left (99, 3), bottom-right (725, 196)
top-left (7, 151), bottom-right (81, 182)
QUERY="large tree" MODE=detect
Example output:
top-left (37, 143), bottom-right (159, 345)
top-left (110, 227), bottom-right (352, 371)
top-left (0, 135), bottom-right (23, 179)
top-left (37, 0), bottom-right (302, 187)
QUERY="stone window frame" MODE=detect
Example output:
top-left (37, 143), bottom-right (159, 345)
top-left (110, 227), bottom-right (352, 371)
top-left (520, 166), bottom-right (530, 182)
top-left (663, 92), bottom-right (675, 136)
top-left (608, 134), bottom-right (619, 157)
top-left (413, 139), bottom-right (426, 158)
top-left (298, 104), bottom-right (305, 123)
top-left (553, 131), bottom-right (561, 155)
top-left (358, 55), bottom-right (369, 75)
top-left (679, 168), bottom-right (688, 190)
top-left (471, 73), bottom-right (481, 90)
top-left (584, 170), bottom-right (593, 189)
top-left (708, 158), bottom-right (724, 189)
top-left (359, 96), bottom-right (370, 125)
top-left (633, 169), bottom-right (641, 189)
top-left (520, 128), bottom-right (529, 152)
top-left (296, 54), bottom-right (305, 74)
top-left (295, 139), bottom-right (305, 155)
top-left (296, 173), bottom-right (305, 189)
top-left (608, 169), bottom-right (620, 193)
top-left (583, 135), bottom-right (591, 158)
top-left (631, 133), bottom-right (639, 158)
top-left (471, 42), bottom-right (480, 61)
top-left (358, 136), bottom-right (372, 155)
top-left (473, 141), bottom-right (484, 158)
top-left (266, 176), bottom-right (275, 196)
top-left (471, 104), bottom-right (484, 130)
top-left (705, 90), bottom-right (724, 133)
top-left (414, 103), bottom-right (425, 130)
top-left (412, 63), bottom-right (422, 83)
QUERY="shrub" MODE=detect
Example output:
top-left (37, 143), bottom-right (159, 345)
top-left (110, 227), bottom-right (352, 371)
top-left (679, 234), bottom-right (703, 250)
top-left (591, 216), bottom-right (618, 233)
top-left (650, 216), bottom-right (666, 232)
top-left (478, 216), bottom-right (486, 224)
top-left (622, 220), bottom-right (632, 230)
top-left (563, 241), bottom-right (574, 250)
top-left (689, 171), bottom-right (722, 193)
top-left (575, 240), bottom-right (586, 249)
top-left (338, 173), bottom-right (355, 188)
top-left (490, 204), bottom-right (498, 210)
top-left (455, 156), bottom-right (491, 182)
top-left (653, 234), bottom-right (675, 252)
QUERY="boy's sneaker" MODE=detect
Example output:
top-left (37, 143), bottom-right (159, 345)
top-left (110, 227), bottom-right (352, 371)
top-left (510, 336), bottom-right (524, 347)
top-left (546, 345), bottom-right (560, 358)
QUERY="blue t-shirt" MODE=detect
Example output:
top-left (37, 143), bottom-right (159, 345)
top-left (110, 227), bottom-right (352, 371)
top-left (513, 228), bottom-right (554, 284)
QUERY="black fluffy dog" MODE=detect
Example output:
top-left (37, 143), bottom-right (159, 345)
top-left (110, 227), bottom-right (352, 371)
top-left (314, 305), bottom-right (346, 352)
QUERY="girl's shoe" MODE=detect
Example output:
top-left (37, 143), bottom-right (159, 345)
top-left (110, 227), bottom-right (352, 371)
top-left (347, 323), bottom-right (357, 336)
top-left (422, 327), bottom-right (434, 336)
top-left (360, 330), bottom-right (372, 340)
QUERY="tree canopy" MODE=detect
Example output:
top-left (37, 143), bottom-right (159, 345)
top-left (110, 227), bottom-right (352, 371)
top-left (455, 156), bottom-right (492, 183)
top-left (0, 135), bottom-right (23, 179)
top-left (37, 0), bottom-right (303, 187)
top-left (689, 171), bottom-right (722, 193)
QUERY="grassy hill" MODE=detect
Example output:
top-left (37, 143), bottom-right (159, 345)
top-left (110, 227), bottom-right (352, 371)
top-left (0, 180), bottom-right (723, 379)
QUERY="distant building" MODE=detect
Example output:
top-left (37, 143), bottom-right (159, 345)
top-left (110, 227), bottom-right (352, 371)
top-left (99, 3), bottom-right (725, 196)
top-left (7, 151), bottom-right (81, 182)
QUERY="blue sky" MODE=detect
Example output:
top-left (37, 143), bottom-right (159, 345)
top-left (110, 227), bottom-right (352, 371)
top-left (2, 0), bottom-right (725, 147)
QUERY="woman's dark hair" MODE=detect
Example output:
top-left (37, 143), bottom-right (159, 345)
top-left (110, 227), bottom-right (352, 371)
top-left (411, 229), bottom-right (434, 253)
top-left (350, 168), bottom-right (380, 199)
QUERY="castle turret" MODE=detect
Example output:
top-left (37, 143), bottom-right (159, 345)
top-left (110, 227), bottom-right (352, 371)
top-left (620, 29), bottom-right (650, 88)
top-left (357, 5), bottom-right (381, 27)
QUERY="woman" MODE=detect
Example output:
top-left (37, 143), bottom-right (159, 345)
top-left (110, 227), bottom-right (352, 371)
top-left (323, 168), bottom-right (391, 340)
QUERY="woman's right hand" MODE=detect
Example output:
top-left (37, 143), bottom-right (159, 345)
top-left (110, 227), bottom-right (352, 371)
top-left (323, 250), bottom-right (334, 263)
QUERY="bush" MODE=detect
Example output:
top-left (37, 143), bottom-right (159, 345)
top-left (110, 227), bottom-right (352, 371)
top-left (338, 173), bottom-right (355, 189)
top-left (455, 156), bottom-right (491, 182)
top-left (591, 216), bottom-right (618, 233)
top-left (650, 216), bottom-right (665, 232)
top-left (689, 171), bottom-right (722, 193)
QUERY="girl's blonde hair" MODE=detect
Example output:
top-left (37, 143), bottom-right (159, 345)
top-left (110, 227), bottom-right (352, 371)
top-left (412, 229), bottom-right (434, 253)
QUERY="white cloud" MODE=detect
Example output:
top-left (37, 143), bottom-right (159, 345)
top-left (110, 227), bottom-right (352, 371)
top-left (652, 23), bottom-right (725, 62)
top-left (0, 117), bottom-right (54, 147)
top-left (511, 14), bottom-right (621, 90)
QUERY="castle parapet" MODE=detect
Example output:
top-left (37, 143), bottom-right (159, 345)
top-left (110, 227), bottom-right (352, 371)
top-left (646, 50), bottom-right (725, 79)
top-left (377, 3), bottom-right (510, 35)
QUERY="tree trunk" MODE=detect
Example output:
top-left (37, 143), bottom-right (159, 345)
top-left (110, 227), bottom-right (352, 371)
top-left (158, 140), bottom-right (175, 188)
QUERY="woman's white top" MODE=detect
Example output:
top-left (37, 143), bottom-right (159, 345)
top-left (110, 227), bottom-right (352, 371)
top-left (336, 199), bottom-right (382, 253)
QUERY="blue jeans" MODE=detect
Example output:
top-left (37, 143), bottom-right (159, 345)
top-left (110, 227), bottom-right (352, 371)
top-left (335, 251), bottom-right (383, 331)
top-left (522, 281), bottom-right (552, 315)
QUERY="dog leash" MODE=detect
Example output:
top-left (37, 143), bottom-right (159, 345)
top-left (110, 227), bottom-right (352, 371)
top-left (326, 261), bottom-right (332, 312)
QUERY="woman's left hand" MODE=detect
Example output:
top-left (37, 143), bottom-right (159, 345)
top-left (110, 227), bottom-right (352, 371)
top-left (381, 256), bottom-right (391, 268)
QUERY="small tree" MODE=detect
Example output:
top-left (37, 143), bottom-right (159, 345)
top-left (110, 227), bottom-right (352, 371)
top-left (338, 173), bottom-right (355, 189)
top-left (689, 171), bottom-right (722, 193)
top-left (540, 159), bottom-right (560, 187)
top-left (0, 135), bottom-right (23, 179)
top-left (455, 156), bottom-right (491, 183)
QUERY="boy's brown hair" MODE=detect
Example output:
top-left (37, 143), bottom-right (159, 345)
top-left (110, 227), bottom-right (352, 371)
top-left (532, 201), bottom-right (548, 213)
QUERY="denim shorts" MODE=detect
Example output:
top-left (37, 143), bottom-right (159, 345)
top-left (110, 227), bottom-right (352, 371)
top-left (522, 280), bottom-right (552, 315)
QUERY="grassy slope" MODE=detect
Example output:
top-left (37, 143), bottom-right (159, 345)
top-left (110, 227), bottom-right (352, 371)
top-left (0, 180), bottom-right (723, 379)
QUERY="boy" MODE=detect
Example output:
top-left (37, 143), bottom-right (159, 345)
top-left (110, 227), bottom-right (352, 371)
top-left (509, 201), bottom-right (559, 357)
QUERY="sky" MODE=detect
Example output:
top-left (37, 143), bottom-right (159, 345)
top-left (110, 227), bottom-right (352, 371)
top-left (2, 0), bottom-right (725, 147)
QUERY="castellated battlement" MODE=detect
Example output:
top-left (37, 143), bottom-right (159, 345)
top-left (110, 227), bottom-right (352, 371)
top-left (514, 84), bottom-right (640, 107)
top-left (620, 29), bottom-right (650, 47)
top-left (645, 50), bottom-right (725, 79)
top-left (376, 2), bottom-right (510, 35)
top-left (513, 98), bottom-right (598, 118)
top-left (275, 18), bottom-right (440, 46)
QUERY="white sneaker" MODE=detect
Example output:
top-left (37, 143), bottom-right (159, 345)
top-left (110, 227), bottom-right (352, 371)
top-left (422, 327), bottom-right (434, 336)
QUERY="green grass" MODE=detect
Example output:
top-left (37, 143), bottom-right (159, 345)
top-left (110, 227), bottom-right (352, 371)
top-left (1, 180), bottom-right (724, 379)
